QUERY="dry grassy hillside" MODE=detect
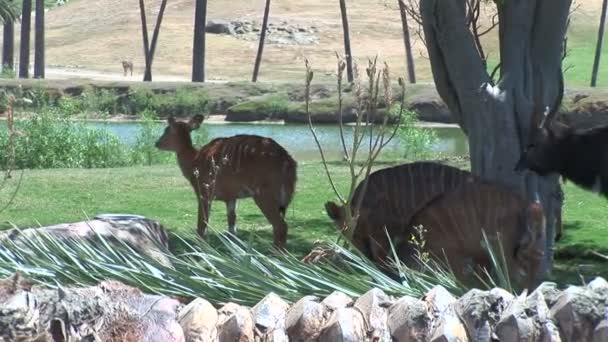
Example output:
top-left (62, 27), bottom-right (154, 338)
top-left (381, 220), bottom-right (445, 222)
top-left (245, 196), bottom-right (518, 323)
top-left (2, 0), bottom-right (607, 84)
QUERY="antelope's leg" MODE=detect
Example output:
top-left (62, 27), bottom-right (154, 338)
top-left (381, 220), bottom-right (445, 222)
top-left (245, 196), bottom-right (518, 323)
top-left (254, 196), bottom-right (288, 251)
top-left (197, 199), bottom-right (210, 239)
top-left (226, 199), bottom-right (237, 235)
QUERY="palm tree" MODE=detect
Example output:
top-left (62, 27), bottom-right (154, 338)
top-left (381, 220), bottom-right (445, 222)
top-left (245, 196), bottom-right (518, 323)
top-left (252, 0), bottom-right (271, 82)
top-left (0, 0), bottom-right (16, 22)
top-left (33, 0), bottom-right (44, 78)
top-left (338, 0), bottom-right (353, 82)
top-left (398, 0), bottom-right (416, 83)
top-left (138, 0), bottom-right (168, 82)
top-left (18, 0), bottom-right (32, 78)
top-left (191, 0), bottom-right (207, 82)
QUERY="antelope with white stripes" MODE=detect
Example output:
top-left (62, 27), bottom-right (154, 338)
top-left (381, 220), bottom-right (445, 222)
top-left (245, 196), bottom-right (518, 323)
top-left (155, 115), bottom-right (298, 250)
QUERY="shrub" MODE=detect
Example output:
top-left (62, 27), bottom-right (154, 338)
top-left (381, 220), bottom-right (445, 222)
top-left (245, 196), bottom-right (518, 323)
top-left (392, 104), bottom-right (437, 160)
top-left (0, 108), bottom-right (128, 169)
top-left (81, 87), bottom-right (119, 116)
top-left (128, 87), bottom-right (209, 117)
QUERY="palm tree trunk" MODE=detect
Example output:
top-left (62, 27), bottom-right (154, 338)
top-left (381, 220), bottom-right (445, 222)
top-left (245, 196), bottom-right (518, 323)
top-left (339, 0), bottom-right (353, 83)
top-left (591, 0), bottom-right (608, 87)
top-left (2, 20), bottom-right (14, 71)
top-left (18, 0), bottom-right (32, 79)
top-left (138, 0), bottom-right (151, 81)
top-left (398, 0), bottom-right (416, 84)
top-left (33, 0), bottom-right (44, 78)
top-left (252, 0), bottom-right (271, 82)
top-left (191, 0), bottom-right (207, 82)
top-left (144, 0), bottom-right (168, 81)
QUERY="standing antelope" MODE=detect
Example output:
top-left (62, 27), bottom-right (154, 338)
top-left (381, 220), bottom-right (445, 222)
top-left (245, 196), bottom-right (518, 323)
top-left (122, 60), bottom-right (133, 76)
top-left (155, 115), bottom-right (297, 250)
top-left (516, 106), bottom-right (608, 197)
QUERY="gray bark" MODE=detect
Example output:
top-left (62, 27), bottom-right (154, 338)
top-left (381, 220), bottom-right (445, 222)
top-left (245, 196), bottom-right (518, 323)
top-left (420, 0), bottom-right (571, 283)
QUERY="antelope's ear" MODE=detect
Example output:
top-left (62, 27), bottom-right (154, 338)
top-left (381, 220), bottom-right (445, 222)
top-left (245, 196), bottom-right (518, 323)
top-left (325, 201), bottom-right (344, 222)
top-left (188, 114), bottom-right (205, 131)
top-left (167, 116), bottom-right (176, 126)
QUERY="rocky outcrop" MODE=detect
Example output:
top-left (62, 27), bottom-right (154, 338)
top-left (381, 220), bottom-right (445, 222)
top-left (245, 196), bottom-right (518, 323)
top-left (205, 18), bottom-right (319, 45)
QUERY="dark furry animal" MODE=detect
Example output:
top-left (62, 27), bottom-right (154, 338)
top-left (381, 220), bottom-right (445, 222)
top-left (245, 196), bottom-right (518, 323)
top-left (324, 162), bottom-right (477, 266)
top-left (515, 112), bottom-right (608, 197)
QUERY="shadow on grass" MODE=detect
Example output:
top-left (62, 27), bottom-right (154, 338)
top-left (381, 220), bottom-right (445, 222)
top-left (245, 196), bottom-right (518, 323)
top-left (167, 215), bottom-right (339, 258)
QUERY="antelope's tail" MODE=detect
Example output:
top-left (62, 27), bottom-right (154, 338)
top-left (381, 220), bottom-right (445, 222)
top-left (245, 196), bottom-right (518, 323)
top-left (279, 155), bottom-right (298, 217)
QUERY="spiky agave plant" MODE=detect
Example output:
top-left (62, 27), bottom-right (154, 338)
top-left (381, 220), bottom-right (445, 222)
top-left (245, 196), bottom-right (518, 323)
top-left (0, 224), bottom-right (512, 306)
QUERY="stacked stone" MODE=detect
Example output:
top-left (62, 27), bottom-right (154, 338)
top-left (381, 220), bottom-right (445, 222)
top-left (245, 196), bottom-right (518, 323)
top-left (2, 273), bottom-right (607, 341)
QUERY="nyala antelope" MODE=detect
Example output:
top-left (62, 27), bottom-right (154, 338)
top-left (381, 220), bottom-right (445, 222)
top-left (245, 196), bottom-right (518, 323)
top-left (325, 162), bottom-right (545, 289)
top-left (408, 182), bottom-right (546, 290)
top-left (516, 106), bottom-right (608, 198)
top-left (121, 60), bottom-right (133, 76)
top-left (155, 115), bottom-right (297, 250)
top-left (325, 162), bottom-right (477, 266)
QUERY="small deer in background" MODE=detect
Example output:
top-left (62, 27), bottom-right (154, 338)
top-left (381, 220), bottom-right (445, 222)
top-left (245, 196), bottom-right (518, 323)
top-left (516, 106), bottom-right (608, 198)
top-left (155, 115), bottom-right (298, 250)
top-left (121, 60), bottom-right (133, 76)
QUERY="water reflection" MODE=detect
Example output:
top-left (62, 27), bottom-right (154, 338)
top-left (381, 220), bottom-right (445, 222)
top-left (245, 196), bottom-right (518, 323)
top-left (89, 121), bottom-right (469, 160)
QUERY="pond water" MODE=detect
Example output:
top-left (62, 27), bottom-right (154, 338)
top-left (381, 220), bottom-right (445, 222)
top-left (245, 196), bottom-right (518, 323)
top-left (88, 121), bottom-right (469, 160)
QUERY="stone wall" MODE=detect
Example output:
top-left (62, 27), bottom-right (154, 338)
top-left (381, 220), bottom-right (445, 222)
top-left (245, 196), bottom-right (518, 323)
top-left (1, 273), bottom-right (606, 341)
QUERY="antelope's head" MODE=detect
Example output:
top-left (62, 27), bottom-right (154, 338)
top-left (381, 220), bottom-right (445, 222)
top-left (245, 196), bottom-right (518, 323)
top-left (515, 107), bottom-right (568, 175)
top-left (155, 115), bottom-right (205, 152)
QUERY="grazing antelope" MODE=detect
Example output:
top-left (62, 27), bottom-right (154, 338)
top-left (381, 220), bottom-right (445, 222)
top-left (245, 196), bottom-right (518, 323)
top-left (325, 162), bottom-right (477, 266)
top-left (121, 60), bottom-right (133, 76)
top-left (408, 182), bottom-right (546, 290)
top-left (155, 115), bottom-right (297, 250)
top-left (516, 106), bottom-right (608, 197)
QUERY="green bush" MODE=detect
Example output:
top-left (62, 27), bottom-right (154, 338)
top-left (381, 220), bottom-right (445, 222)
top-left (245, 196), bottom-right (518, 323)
top-left (81, 87), bottom-right (119, 116)
top-left (0, 108), bottom-right (128, 169)
top-left (392, 104), bottom-right (438, 160)
top-left (128, 87), bottom-right (209, 117)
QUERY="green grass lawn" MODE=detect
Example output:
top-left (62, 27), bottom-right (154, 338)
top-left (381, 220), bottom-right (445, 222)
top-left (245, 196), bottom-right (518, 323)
top-left (1, 159), bottom-right (607, 286)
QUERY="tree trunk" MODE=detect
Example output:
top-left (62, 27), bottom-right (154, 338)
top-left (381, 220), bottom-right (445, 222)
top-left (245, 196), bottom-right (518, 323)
top-left (191, 0), bottom-right (207, 82)
top-left (339, 0), bottom-right (353, 83)
top-left (252, 0), bottom-right (271, 82)
top-left (420, 0), bottom-right (571, 283)
top-left (139, 0), bottom-right (167, 82)
top-left (33, 0), bottom-right (44, 79)
top-left (18, 0), bottom-right (32, 79)
top-left (591, 0), bottom-right (608, 87)
top-left (2, 20), bottom-right (14, 71)
top-left (144, 0), bottom-right (168, 81)
top-left (398, 0), bottom-right (416, 84)
top-left (138, 0), bottom-right (151, 81)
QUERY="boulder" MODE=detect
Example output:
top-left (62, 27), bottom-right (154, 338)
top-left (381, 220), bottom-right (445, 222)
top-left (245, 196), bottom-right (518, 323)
top-left (205, 19), bottom-right (235, 35)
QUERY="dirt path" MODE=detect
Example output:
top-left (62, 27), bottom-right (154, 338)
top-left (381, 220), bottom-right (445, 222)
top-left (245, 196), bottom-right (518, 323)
top-left (43, 67), bottom-right (227, 83)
